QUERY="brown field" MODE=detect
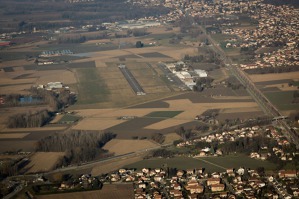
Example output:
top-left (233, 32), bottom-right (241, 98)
top-left (0, 154), bottom-right (24, 160)
top-left (34, 70), bottom-right (77, 85)
top-left (0, 141), bottom-right (37, 152)
top-left (1, 126), bottom-right (67, 133)
top-left (211, 96), bottom-right (252, 100)
top-left (72, 118), bottom-right (125, 131)
top-left (249, 71), bottom-right (299, 82)
top-left (0, 133), bottom-right (29, 139)
top-left (163, 133), bottom-right (182, 144)
top-left (103, 139), bottom-right (159, 155)
top-left (37, 184), bottom-right (134, 199)
top-left (73, 97), bottom-right (260, 133)
top-left (220, 107), bottom-right (261, 113)
top-left (25, 152), bottom-right (65, 173)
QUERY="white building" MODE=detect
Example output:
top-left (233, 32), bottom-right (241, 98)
top-left (194, 69), bottom-right (208, 77)
top-left (46, 82), bottom-right (63, 90)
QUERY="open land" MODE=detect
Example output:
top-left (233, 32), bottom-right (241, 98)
top-left (24, 152), bottom-right (65, 173)
top-left (0, 23), bottom-right (271, 172)
top-left (102, 139), bottom-right (159, 156)
top-left (37, 184), bottom-right (134, 199)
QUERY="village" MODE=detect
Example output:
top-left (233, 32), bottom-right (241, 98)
top-left (2, 124), bottom-right (297, 199)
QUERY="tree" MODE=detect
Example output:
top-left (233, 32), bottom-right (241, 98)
top-left (136, 41), bottom-right (143, 48)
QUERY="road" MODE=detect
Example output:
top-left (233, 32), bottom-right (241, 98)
top-left (200, 26), bottom-right (299, 148)
top-left (47, 143), bottom-right (172, 174)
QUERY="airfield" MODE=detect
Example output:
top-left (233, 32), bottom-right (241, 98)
top-left (0, 26), bottom-right (298, 174)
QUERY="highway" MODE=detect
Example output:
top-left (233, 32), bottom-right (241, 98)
top-left (201, 26), bottom-right (299, 148)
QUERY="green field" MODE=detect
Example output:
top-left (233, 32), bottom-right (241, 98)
top-left (124, 154), bottom-right (276, 172)
top-left (145, 111), bottom-right (183, 118)
top-left (58, 114), bottom-right (81, 124)
top-left (75, 68), bottom-right (110, 104)
top-left (264, 91), bottom-right (299, 110)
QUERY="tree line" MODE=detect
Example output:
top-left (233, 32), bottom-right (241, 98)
top-left (36, 130), bottom-right (116, 164)
top-left (8, 110), bottom-right (51, 128)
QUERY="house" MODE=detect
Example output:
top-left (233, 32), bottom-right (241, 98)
top-left (170, 190), bottom-right (183, 197)
top-left (188, 194), bottom-right (198, 199)
top-left (172, 183), bottom-right (181, 190)
top-left (186, 184), bottom-right (204, 194)
top-left (177, 170), bottom-right (184, 177)
top-left (278, 170), bottom-right (297, 178)
top-left (211, 184), bottom-right (225, 192)
top-left (142, 168), bottom-right (149, 174)
top-left (207, 178), bottom-right (220, 186)
top-left (154, 176), bottom-right (162, 182)
top-left (227, 168), bottom-right (235, 177)
top-left (119, 168), bottom-right (126, 174)
top-left (138, 183), bottom-right (146, 189)
top-left (186, 169), bottom-right (194, 175)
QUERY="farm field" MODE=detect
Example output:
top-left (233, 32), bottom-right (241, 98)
top-left (0, 141), bottom-right (37, 152)
top-left (145, 111), bottom-right (183, 118)
top-left (37, 184), bottom-right (134, 199)
top-left (71, 87), bottom-right (261, 138)
top-left (264, 91), bottom-right (299, 111)
top-left (249, 71), bottom-right (299, 83)
top-left (103, 139), bottom-right (159, 156)
top-left (0, 133), bottom-right (29, 139)
top-left (124, 154), bottom-right (276, 172)
top-left (24, 152), bottom-right (65, 173)
top-left (163, 133), bottom-right (182, 144)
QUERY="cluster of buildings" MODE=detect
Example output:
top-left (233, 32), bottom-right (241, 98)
top-left (128, 0), bottom-right (298, 71)
top-left (177, 126), bottom-right (260, 147)
top-left (176, 125), bottom-right (299, 163)
top-left (222, 3), bottom-right (299, 70)
top-left (164, 61), bottom-right (207, 89)
top-left (39, 50), bottom-right (73, 58)
top-left (85, 166), bottom-right (297, 199)
top-left (129, 0), bottom-right (261, 23)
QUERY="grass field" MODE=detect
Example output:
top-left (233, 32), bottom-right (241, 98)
top-left (124, 154), bottom-right (276, 172)
top-left (75, 68), bottom-right (110, 104)
top-left (264, 91), bottom-right (299, 110)
top-left (145, 111), bottom-right (183, 118)
top-left (57, 114), bottom-right (81, 124)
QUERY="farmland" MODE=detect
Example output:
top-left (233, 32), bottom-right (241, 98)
top-left (264, 91), bottom-right (299, 111)
top-left (102, 139), bottom-right (159, 156)
top-left (37, 184), bottom-right (134, 199)
top-left (145, 111), bottom-right (183, 118)
top-left (24, 152), bottom-right (65, 173)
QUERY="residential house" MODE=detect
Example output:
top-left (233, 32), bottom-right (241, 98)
top-left (211, 184), bottom-right (225, 192)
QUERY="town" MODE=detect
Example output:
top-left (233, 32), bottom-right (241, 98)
top-left (0, 0), bottom-right (298, 198)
